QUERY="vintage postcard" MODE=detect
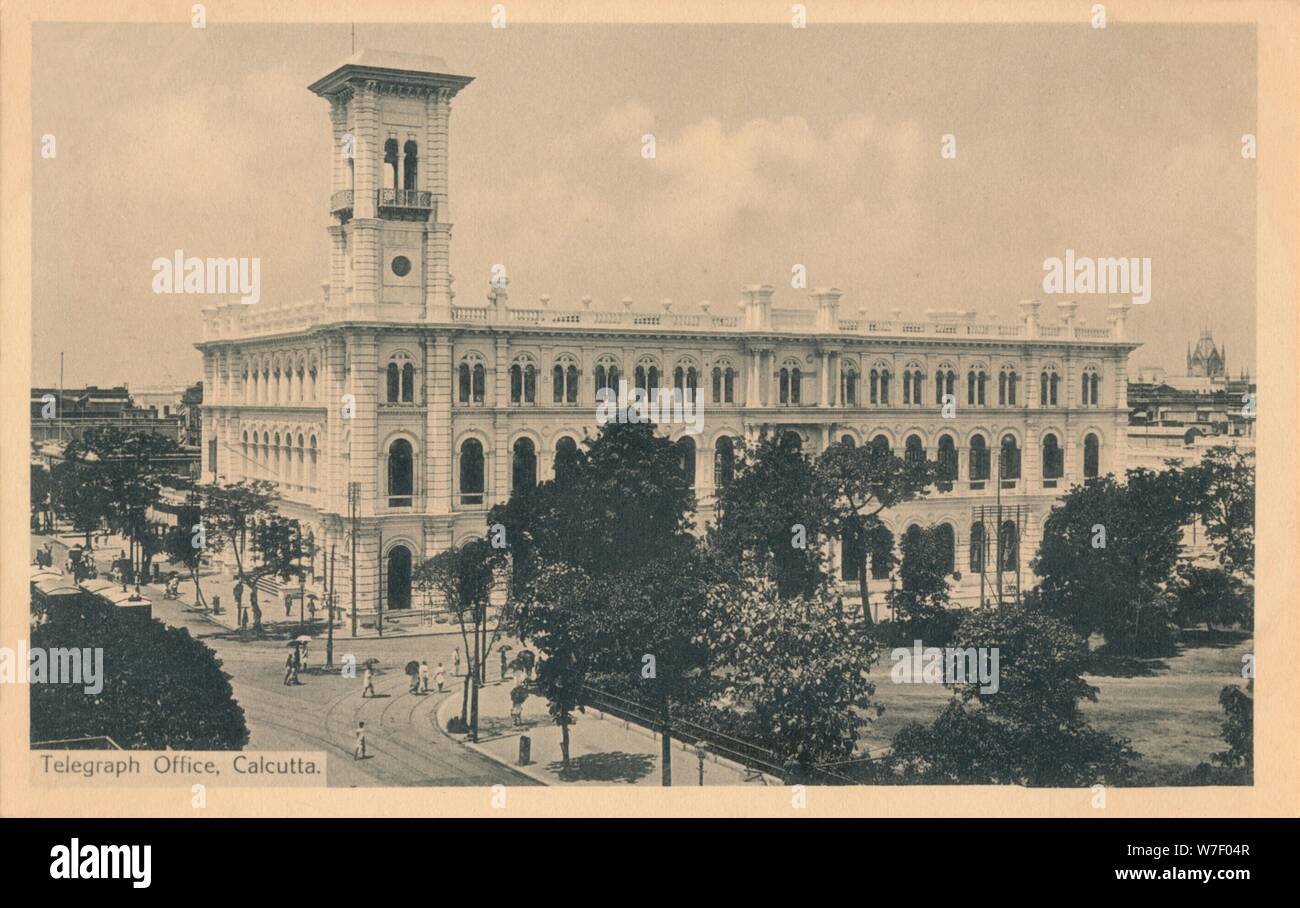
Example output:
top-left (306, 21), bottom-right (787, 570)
top-left (1, 0), bottom-right (1296, 821)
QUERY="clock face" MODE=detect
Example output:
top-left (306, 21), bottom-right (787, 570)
top-left (391, 255), bottom-right (412, 277)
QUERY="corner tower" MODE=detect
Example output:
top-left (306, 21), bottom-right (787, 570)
top-left (310, 50), bottom-right (473, 321)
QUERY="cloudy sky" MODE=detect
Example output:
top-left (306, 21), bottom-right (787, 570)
top-left (32, 21), bottom-right (1256, 389)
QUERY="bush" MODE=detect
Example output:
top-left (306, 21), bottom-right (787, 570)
top-left (31, 597), bottom-right (247, 750)
top-left (1102, 601), bottom-right (1179, 657)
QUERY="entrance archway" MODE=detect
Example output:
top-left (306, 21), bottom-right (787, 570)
top-left (387, 545), bottom-right (412, 610)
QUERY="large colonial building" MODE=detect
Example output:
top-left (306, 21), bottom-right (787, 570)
top-left (196, 51), bottom-right (1140, 625)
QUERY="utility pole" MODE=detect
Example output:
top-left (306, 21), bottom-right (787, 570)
top-left (995, 448), bottom-right (1003, 606)
top-left (348, 482), bottom-right (359, 637)
top-left (660, 689), bottom-right (672, 786)
top-left (326, 544), bottom-right (336, 667)
top-left (377, 529), bottom-right (384, 637)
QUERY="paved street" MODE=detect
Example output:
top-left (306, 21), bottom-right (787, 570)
top-left (31, 531), bottom-right (537, 788)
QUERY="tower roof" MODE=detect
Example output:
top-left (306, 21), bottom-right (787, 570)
top-left (308, 49), bottom-right (473, 98)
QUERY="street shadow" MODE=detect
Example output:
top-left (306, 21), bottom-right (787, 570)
top-left (477, 714), bottom-right (550, 740)
top-left (547, 751), bottom-right (655, 784)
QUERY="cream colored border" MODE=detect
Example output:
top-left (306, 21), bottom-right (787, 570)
top-left (2, 0), bottom-right (1296, 818)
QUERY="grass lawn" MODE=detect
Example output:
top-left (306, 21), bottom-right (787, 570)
top-left (859, 631), bottom-right (1252, 785)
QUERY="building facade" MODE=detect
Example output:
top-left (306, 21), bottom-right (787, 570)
top-left (196, 51), bottom-right (1140, 623)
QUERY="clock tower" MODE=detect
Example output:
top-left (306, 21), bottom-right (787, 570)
top-left (309, 51), bottom-right (473, 322)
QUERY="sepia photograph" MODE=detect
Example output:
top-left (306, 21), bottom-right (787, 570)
top-left (1, 0), bottom-right (1296, 863)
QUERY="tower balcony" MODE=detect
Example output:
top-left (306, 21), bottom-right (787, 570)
top-left (330, 189), bottom-right (354, 218)
top-left (377, 188), bottom-right (434, 218)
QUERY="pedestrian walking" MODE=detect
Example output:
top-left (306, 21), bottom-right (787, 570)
top-left (284, 651), bottom-right (297, 686)
top-left (233, 579), bottom-right (244, 616)
top-left (434, 662), bottom-right (446, 692)
top-left (306, 592), bottom-right (318, 617)
top-left (362, 665), bottom-right (375, 698)
top-left (354, 722), bottom-right (367, 760)
top-left (284, 591), bottom-right (294, 617)
top-left (453, 648), bottom-right (461, 677)
top-left (299, 642), bottom-right (309, 672)
top-left (500, 649), bottom-right (509, 681)
top-left (248, 586), bottom-right (260, 629)
top-left (419, 661), bottom-right (431, 693)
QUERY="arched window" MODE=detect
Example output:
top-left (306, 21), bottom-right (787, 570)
top-left (781, 431), bottom-right (803, 453)
top-left (1040, 368), bottom-right (1060, 407)
top-left (870, 434), bottom-right (890, 458)
top-left (712, 367), bottom-right (723, 403)
top-left (673, 366), bottom-right (684, 391)
top-left (566, 364), bottom-right (579, 403)
top-left (555, 437), bottom-right (580, 481)
top-left (401, 363), bottom-right (414, 403)
top-left (512, 437), bottom-right (537, 493)
top-left (402, 140), bottom-right (419, 191)
top-left (714, 436), bottom-right (735, 488)
top-left (1042, 433), bottom-right (1063, 482)
top-left (1084, 433), bottom-right (1100, 479)
top-left (870, 527), bottom-right (894, 580)
top-left (510, 364), bottom-right (523, 404)
top-left (241, 431), bottom-right (249, 474)
top-left (935, 524), bottom-right (955, 575)
top-left (880, 368), bottom-right (891, 404)
top-left (553, 364), bottom-right (565, 403)
top-left (1000, 434), bottom-right (1021, 481)
top-left (387, 363), bottom-right (401, 403)
top-left (842, 365), bottom-right (858, 406)
top-left (790, 367), bottom-right (801, 404)
top-left (458, 363), bottom-right (471, 403)
top-left (779, 368), bottom-right (791, 404)
top-left (870, 368), bottom-right (880, 405)
top-left (937, 435), bottom-right (957, 488)
top-left (648, 366), bottom-right (660, 397)
top-left (969, 434), bottom-right (990, 482)
top-left (841, 435), bottom-right (856, 448)
top-left (969, 522), bottom-right (986, 572)
top-left (635, 365), bottom-right (648, 393)
top-left (999, 368), bottom-right (1019, 406)
top-left (724, 366), bottom-right (735, 403)
top-left (459, 439), bottom-right (485, 505)
top-left (1082, 367), bottom-right (1100, 406)
top-left (595, 364), bottom-right (609, 398)
top-left (388, 439), bottom-right (413, 507)
top-left (999, 520), bottom-right (1019, 572)
top-left (383, 138), bottom-right (399, 190)
top-left (296, 434), bottom-right (305, 489)
top-left (905, 434), bottom-right (925, 464)
top-left (472, 363), bottom-right (486, 403)
top-left (841, 522), bottom-right (862, 582)
top-left (677, 437), bottom-right (696, 488)
top-left (309, 435), bottom-right (318, 489)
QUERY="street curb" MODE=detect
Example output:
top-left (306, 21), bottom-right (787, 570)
top-left (432, 684), bottom-right (555, 786)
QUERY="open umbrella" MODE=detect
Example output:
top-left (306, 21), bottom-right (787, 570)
top-left (404, 660), bottom-right (420, 676)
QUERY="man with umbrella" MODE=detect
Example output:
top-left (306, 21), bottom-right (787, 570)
top-left (405, 660), bottom-right (421, 694)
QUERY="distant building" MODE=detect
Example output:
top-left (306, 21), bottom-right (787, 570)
top-left (1126, 328), bottom-right (1255, 470)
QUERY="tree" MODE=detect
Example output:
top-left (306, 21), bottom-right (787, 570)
top-left (61, 428), bottom-right (184, 578)
top-left (494, 420), bottom-right (706, 776)
top-left (697, 559), bottom-right (878, 773)
top-left (414, 539), bottom-right (504, 739)
top-left (197, 481), bottom-right (280, 630)
top-left (816, 442), bottom-right (939, 625)
top-left (887, 603), bottom-right (1135, 786)
top-left (30, 464), bottom-right (54, 531)
top-left (49, 459), bottom-right (107, 548)
top-left (30, 596), bottom-right (249, 750)
top-left (886, 525), bottom-right (957, 643)
top-left (512, 563), bottom-right (598, 772)
top-left (1171, 563), bottom-right (1251, 633)
top-left (1184, 447), bottom-right (1254, 580)
top-left (709, 432), bottom-right (831, 600)
top-left (1033, 468), bottom-right (1191, 654)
